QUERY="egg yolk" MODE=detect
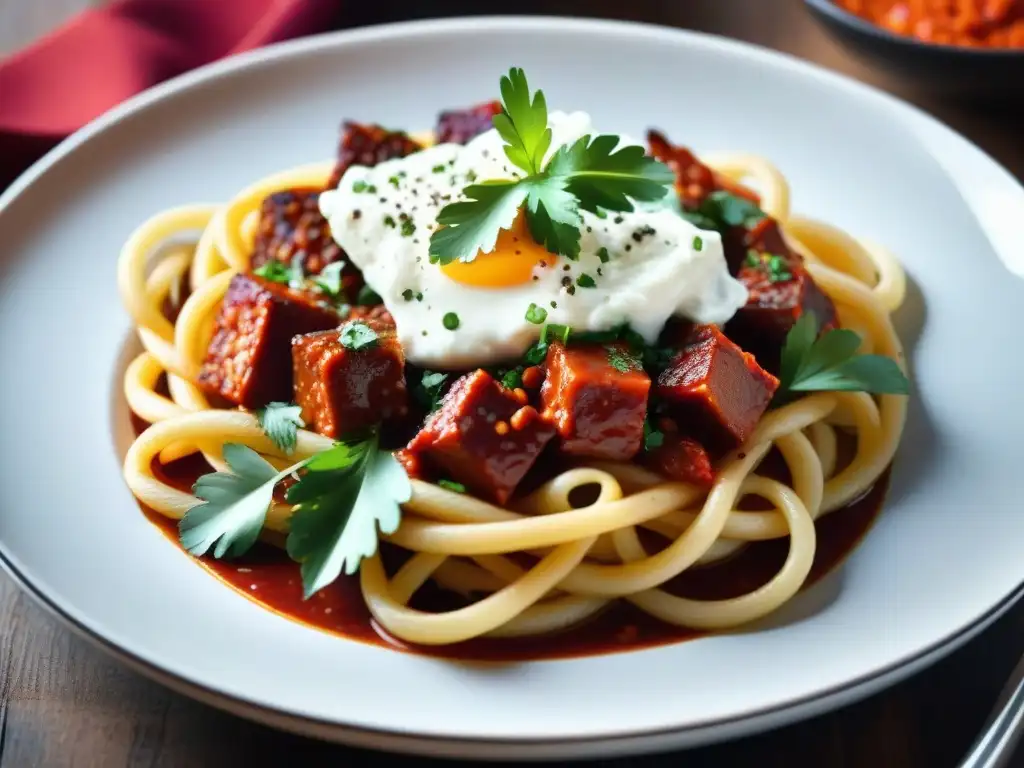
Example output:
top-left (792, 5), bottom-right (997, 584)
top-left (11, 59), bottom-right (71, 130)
top-left (440, 210), bottom-right (556, 287)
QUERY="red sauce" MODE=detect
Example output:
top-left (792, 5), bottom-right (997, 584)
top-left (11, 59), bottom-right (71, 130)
top-left (136, 414), bottom-right (889, 661)
top-left (835, 0), bottom-right (1024, 48)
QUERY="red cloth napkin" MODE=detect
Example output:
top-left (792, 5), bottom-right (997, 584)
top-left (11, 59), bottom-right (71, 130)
top-left (0, 0), bottom-right (343, 188)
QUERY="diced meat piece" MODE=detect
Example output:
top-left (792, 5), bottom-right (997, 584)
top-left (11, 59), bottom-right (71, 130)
top-left (327, 122), bottom-right (423, 189)
top-left (344, 304), bottom-right (395, 328)
top-left (725, 266), bottom-right (838, 375)
top-left (198, 274), bottom-right (341, 409)
top-left (436, 100), bottom-right (501, 145)
top-left (647, 129), bottom-right (759, 209)
top-left (647, 432), bottom-right (715, 487)
top-left (250, 188), bottom-right (348, 276)
top-left (656, 324), bottom-right (779, 452)
top-left (539, 342), bottom-right (650, 461)
top-left (291, 317), bottom-right (408, 438)
top-left (406, 370), bottom-right (555, 504)
top-left (721, 216), bottom-right (795, 275)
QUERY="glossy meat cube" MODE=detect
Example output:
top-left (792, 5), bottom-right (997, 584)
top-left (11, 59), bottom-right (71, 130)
top-left (250, 188), bottom-right (347, 279)
top-left (406, 370), bottom-right (555, 504)
top-left (197, 274), bottom-right (340, 409)
top-left (327, 122), bottom-right (423, 190)
top-left (436, 100), bottom-right (501, 145)
top-left (725, 265), bottom-right (838, 375)
top-left (291, 317), bottom-right (407, 438)
top-left (540, 342), bottom-right (650, 461)
top-left (656, 324), bottom-right (779, 452)
top-left (647, 129), bottom-right (760, 209)
top-left (647, 432), bottom-right (715, 487)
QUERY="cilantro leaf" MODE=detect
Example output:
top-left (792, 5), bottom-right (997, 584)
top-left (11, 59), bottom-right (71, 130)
top-left (340, 321), bottom-right (379, 351)
top-left (285, 433), bottom-right (410, 598)
top-left (256, 402), bottom-right (305, 454)
top-left (776, 312), bottom-right (909, 402)
top-left (547, 134), bottom-right (674, 213)
top-left (313, 261), bottom-right (345, 297)
top-left (428, 181), bottom-right (528, 265)
top-left (492, 67), bottom-right (551, 175)
top-left (180, 444), bottom-right (298, 559)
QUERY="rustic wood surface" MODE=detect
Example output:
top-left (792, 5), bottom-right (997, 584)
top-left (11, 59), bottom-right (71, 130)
top-left (2, 1), bottom-right (1023, 766)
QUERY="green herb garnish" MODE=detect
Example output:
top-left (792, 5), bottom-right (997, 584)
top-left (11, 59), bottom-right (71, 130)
top-left (443, 312), bottom-right (460, 330)
top-left (181, 435), bottom-right (410, 599)
top-left (428, 68), bottom-right (674, 265)
top-left (256, 402), bottom-right (305, 454)
top-left (312, 261), bottom-right (345, 297)
top-left (340, 321), bottom-right (379, 351)
top-left (356, 285), bottom-right (382, 306)
top-left (775, 312), bottom-right (909, 404)
top-left (438, 479), bottom-right (467, 493)
top-left (605, 345), bottom-right (639, 373)
top-left (525, 303), bottom-right (548, 324)
top-left (576, 273), bottom-right (596, 288)
top-left (416, 371), bottom-right (449, 413)
top-left (400, 219), bottom-right (416, 238)
top-left (253, 261), bottom-right (291, 283)
top-left (692, 235), bottom-right (703, 251)
top-left (643, 418), bottom-right (664, 452)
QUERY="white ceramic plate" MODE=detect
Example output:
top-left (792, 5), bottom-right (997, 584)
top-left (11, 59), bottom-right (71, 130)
top-left (1, 16), bottom-right (1024, 761)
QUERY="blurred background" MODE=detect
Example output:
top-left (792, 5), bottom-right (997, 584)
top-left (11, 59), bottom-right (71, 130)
top-left (1, 1), bottom-right (1023, 766)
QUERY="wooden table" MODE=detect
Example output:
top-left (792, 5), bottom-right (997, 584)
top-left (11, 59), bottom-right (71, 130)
top-left (2, 1), bottom-right (1023, 765)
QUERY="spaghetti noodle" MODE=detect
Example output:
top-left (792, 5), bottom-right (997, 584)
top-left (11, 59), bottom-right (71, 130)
top-left (118, 135), bottom-right (907, 649)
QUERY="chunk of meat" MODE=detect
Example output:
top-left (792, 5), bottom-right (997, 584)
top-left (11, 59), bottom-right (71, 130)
top-left (344, 304), bottom-right (395, 328)
top-left (436, 100), bottom-right (501, 145)
top-left (720, 215), bottom-right (794, 275)
top-left (406, 370), bottom-right (556, 504)
top-left (197, 274), bottom-right (341, 409)
top-left (647, 129), bottom-right (759, 209)
top-left (327, 122), bottom-right (423, 189)
top-left (725, 263), bottom-right (838, 375)
top-left (539, 342), bottom-right (650, 461)
top-left (250, 188), bottom-right (347, 277)
top-left (656, 324), bottom-right (779, 452)
top-left (291, 318), bottom-right (408, 439)
top-left (647, 431), bottom-right (715, 487)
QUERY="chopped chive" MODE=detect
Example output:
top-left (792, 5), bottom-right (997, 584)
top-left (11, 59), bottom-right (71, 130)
top-left (576, 273), bottom-right (597, 288)
top-left (384, 215), bottom-right (396, 228)
top-left (401, 219), bottom-right (416, 237)
top-left (692, 235), bottom-right (703, 251)
top-left (745, 249), bottom-right (761, 268)
top-left (443, 312), bottom-right (460, 330)
top-left (596, 247), bottom-right (610, 263)
top-left (352, 180), bottom-right (368, 193)
top-left (437, 479), bottom-right (466, 493)
top-left (432, 164), bottom-right (446, 173)
top-left (388, 176), bottom-right (400, 189)
top-left (402, 289), bottom-right (414, 301)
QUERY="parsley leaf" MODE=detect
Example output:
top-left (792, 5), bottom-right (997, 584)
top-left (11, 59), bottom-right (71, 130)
top-left (547, 134), bottom-right (674, 214)
top-left (180, 444), bottom-right (298, 559)
top-left (312, 261), bottom-right (345, 297)
top-left (695, 191), bottom-right (766, 231)
top-left (428, 68), bottom-right (674, 265)
top-left (417, 371), bottom-right (449, 412)
top-left (256, 402), bottom-right (305, 454)
top-left (285, 433), bottom-right (410, 597)
top-left (428, 181), bottom-right (528, 265)
top-left (776, 312), bottom-right (909, 403)
top-left (605, 345), bottom-right (639, 373)
top-left (492, 67), bottom-right (552, 176)
top-left (253, 261), bottom-right (291, 284)
top-left (643, 419), bottom-right (664, 452)
top-left (340, 321), bottom-right (379, 351)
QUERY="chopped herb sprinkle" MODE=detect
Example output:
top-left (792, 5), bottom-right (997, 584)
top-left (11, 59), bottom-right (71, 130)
top-left (596, 247), bottom-right (610, 263)
top-left (693, 235), bottom-right (703, 251)
top-left (388, 176), bottom-right (400, 189)
top-left (437, 479), bottom-right (466, 493)
top-left (401, 219), bottom-right (416, 237)
top-left (383, 215), bottom-right (396, 228)
top-left (525, 303), bottom-right (548, 324)
top-left (402, 289), bottom-right (415, 301)
top-left (352, 180), bottom-right (368, 193)
top-left (576, 273), bottom-right (597, 288)
top-left (432, 164), bottom-right (446, 173)
top-left (443, 312), bottom-right (460, 330)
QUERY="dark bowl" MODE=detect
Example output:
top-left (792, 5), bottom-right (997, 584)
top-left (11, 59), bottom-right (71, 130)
top-left (803, 0), bottom-right (1024, 100)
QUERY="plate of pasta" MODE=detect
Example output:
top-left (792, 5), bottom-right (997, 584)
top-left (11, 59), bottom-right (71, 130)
top-left (0, 15), bottom-right (1023, 760)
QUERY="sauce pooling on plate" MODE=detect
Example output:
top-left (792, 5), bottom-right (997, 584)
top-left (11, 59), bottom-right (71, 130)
top-left (135, 414), bottom-right (889, 661)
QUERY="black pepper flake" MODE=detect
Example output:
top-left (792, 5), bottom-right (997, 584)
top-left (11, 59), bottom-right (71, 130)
top-left (567, 285), bottom-right (576, 296)
top-left (379, 197), bottom-right (387, 204)
top-left (597, 267), bottom-right (603, 276)
top-left (562, 264), bottom-right (571, 272)
top-left (613, 216), bottom-right (624, 224)
top-left (561, 276), bottom-right (572, 287)
top-left (482, 150), bottom-right (490, 158)
top-left (532, 275), bottom-right (539, 281)
top-left (352, 210), bottom-right (362, 220)
top-left (625, 244), bottom-right (632, 252)
top-left (550, 301), bottom-right (557, 309)
top-left (586, 226), bottom-right (592, 233)
top-left (383, 215), bottom-right (396, 228)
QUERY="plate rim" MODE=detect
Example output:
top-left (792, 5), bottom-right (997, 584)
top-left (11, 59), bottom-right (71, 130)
top-left (2, 14), bottom-right (1023, 757)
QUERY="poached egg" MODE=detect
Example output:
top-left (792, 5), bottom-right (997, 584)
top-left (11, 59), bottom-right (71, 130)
top-left (318, 111), bottom-right (747, 369)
